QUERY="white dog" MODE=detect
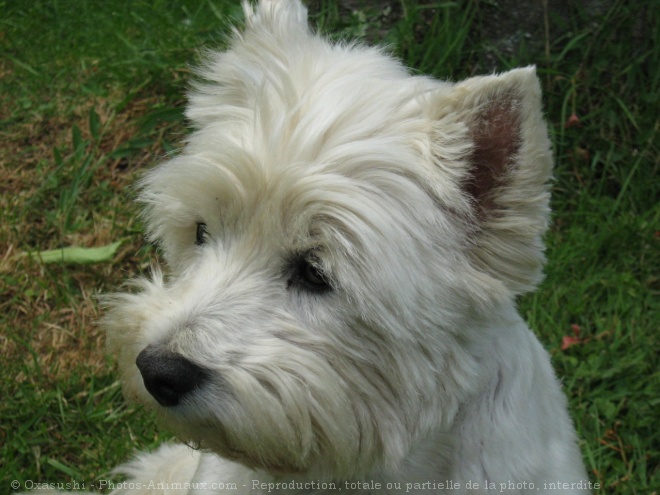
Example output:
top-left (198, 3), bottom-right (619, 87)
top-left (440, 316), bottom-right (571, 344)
top-left (100, 0), bottom-right (593, 493)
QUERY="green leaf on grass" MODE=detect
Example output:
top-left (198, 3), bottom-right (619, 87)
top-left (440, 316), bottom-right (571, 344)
top-left (46, 457), bottom-right (78, 478)
top-left (27, 241), bottom-right (123, 265)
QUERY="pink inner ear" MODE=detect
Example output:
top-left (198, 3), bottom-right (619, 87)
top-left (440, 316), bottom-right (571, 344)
top-left (465, 96), bottom-right (522, 214)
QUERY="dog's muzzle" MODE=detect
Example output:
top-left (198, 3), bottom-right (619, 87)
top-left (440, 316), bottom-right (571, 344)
top-left (136, 344), bottom-right (209, 407)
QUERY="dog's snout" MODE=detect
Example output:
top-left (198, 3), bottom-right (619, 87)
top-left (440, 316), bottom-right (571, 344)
top-left (136, 345), bottom-right (209, 407)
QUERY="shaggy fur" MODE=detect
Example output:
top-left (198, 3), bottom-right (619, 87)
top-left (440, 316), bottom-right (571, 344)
top-left (99, 0), bottom-right (591, 493)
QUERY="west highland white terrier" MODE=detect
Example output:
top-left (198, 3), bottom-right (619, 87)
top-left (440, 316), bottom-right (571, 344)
top-left (99, 0), bottom-right (593, 493)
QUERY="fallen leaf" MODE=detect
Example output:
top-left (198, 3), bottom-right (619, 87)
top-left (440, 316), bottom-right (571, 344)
top-left (564, 113), bottom-right (581, 128)
top-left (25, 241), bottom-right (123, 265)
top-left (561, 335), bottom-right (582, 351)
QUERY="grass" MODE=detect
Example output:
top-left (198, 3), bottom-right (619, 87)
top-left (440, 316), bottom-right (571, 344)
top-left (1, 0), bottom-right (658, 493)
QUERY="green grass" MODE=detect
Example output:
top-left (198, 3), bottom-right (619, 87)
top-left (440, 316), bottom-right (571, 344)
top-left (1, 0), bottom-right (658, 493)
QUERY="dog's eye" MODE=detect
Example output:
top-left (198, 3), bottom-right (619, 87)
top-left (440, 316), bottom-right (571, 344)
top-left (289, 255), bottom-right (332, 293)
top-left (301, 261), bottom-right (327, 288)
top-left (195, 222), bottom-right (208, 246)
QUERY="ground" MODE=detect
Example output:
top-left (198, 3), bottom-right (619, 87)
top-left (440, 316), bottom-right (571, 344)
top-left (1, 1), bottom-right (658, 492)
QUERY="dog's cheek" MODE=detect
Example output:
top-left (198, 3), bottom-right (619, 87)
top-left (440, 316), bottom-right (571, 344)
top-left (171, 338), bottom-right (368, 475)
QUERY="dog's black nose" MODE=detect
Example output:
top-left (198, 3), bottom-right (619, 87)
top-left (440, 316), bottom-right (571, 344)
top-left (136, 345), bottom-right (209, 407)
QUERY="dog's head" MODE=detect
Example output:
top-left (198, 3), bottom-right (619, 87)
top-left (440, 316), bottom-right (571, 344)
top-left (104, 0), bottom-right (552, 478)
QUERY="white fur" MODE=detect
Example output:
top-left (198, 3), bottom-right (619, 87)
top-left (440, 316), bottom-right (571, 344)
top-left (98, 0), bottom-right (592, 493)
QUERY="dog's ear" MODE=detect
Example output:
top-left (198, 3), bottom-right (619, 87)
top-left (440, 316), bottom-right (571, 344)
top-left (187, 0), bottom-right (311, 127)
top-left (243, 0), bottom-right (309, 34)
top-left (432, 67), bottom-right (553, 296)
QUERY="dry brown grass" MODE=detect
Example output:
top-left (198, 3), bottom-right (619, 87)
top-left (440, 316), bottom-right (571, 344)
top-left (1, 92), bottom-right (179, 382)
